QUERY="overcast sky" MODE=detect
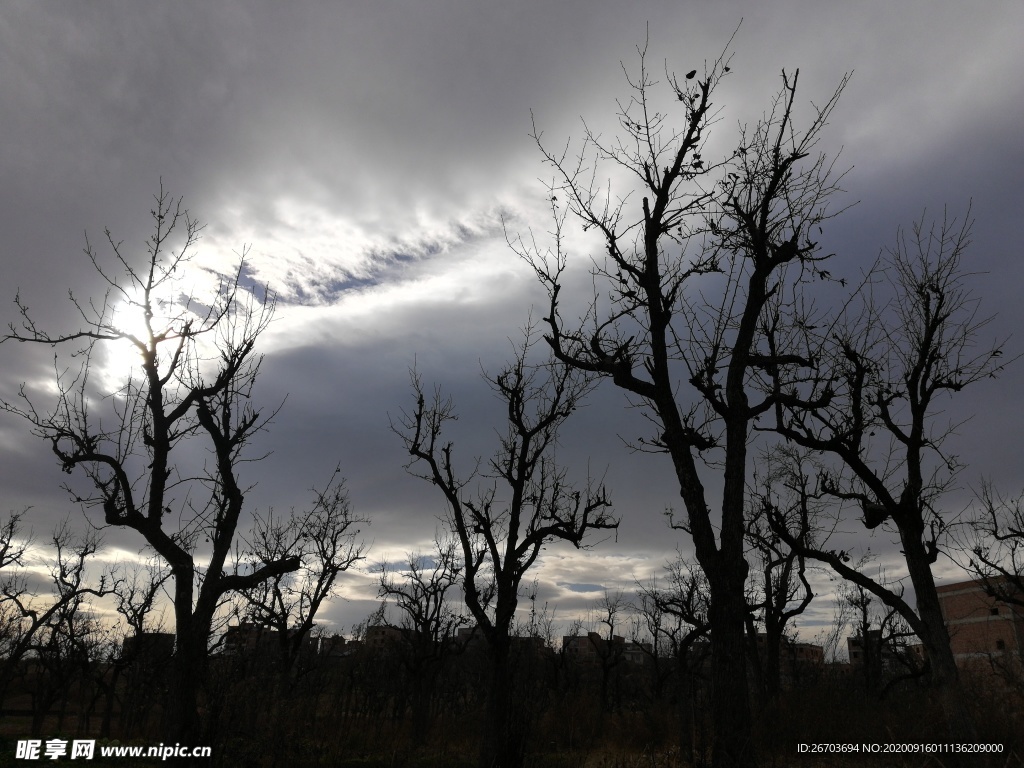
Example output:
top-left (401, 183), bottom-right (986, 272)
top-left (2, 1), bottom-right (1022, 641)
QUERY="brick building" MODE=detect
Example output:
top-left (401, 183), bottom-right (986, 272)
top-left (936, 578), bottom-right (1024, 680)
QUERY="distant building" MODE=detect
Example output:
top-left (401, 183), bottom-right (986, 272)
top-left (622, 639), bottom-right (652, 666)
top-left (847, 629), bottom-right (898, 679)
top-left (221, 622), bottom-right (319, 663)
top-left (120, 632), bottom-right (174, 665)
top-left (452, 625), bottom-right (551, 657)
top-left (846, 627), bottom-right (922, 678)
top-left (751, 633), bottom-right (824, 666)
top-left (365, 624), bottom-right (408, 650)
top-left (511, 634), bottom-right (548, 653)
top-left (319, 634), bottom-right (349, 658)
top-left (745, 633), bottom-right (824, 690)
top-left (848, 629), bottom-right (877, 668)
top-left (457, 625), bottom-right (486, 649)
top-left (562, 632), bottom-right (650, 666)
top-left (563, 632), bottom-right (616, 664)
top-left (222, 623), bottom-right (280, 657)
top-left (937, 577), bottom-right (1024, 680)
top-left (842, 578), bottom-right (1024, 687)
top-left (367, 623), bottom-right (469, 652)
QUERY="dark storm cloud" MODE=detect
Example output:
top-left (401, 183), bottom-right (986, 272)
top-left (1, 0), bottom-right (1022, 634)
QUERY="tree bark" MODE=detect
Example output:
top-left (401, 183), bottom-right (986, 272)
top-left (706, 566), bottom-right (756, 768)
top-left (480, 642), bottom-right (523, 768)
top-left (900, 527), bottom-right (981, 764)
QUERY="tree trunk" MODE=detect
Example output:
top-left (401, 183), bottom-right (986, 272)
top-left (480, 642), bottom-right (523, 768)
top-left (706, 568), bottom-right (755, 768)
top-left (99, 665), bottom-right (121, 738)
top-left (744, 615), bottom-right (766, 709)
top-left (764, 631), bottom-right (781, 703)
top-left (901, 529), bottom-right (982, 766)
top-left (166, 633), bottom-right (202, 744)
top-left (164, 566), bottom-right (207, 747)
top-left (761, 604), bottom-right (785, 704)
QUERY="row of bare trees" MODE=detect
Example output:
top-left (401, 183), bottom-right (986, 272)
top-left (0, 510), bottom-right (181, 737)
top-left (0, 512), bottom-right (112, 733)
top-left (504, 33), bottom-right (1017, 768)
top-left (0, 187), bottom-right (365, 750)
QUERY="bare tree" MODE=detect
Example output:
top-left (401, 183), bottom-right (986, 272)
top-left (378, 538), bottom-right (466, 742)
top-left (744, 446), bottom-right (816, 704)
top-left (965, 482), bottom-right (1024, 607)
top-left (100, 559), bottom-right (172, 737)
top-left (518, 579), bottom-right (558, 649)
top-left (840, 576), bottom-right (927, 696)
top-left (393, 331), bottom-right (617, 768)
top-left (515, 36), bottom-right (848, 767)
top-left (113, 559), bottom-right (172, 640)
top-left (771, 210), bottom-right (1009, 755)
top-left (804, 575), bottom-right (856, 668)
top-left (0, 516), bottom-right (113, 717)
top-left (586, 590), bottom-right (627, 714)
top-left (238, 469), bottom-right (367, 668)
top-left (654, 555), bottom-right (712, 759)
top-left (26, 574), bottom-right (104, 736)
top-left (0, 512), bottom-right (29, 571)
top-left (631, 580), bottom-right (679, 702)
top-left (0, 186), bottom-right (299, 743)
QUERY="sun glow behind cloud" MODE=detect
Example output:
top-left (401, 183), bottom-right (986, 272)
top-left (96, 300), bottom-right (152, 390)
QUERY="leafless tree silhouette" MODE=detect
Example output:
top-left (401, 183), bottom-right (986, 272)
top-left (965, 482), bottom-right (1024, 608)
top-left (379, 538), bottom-right (466, 742)
top-left (393, 329), bottom-right (617, 768)
top-left (0, 515), bottom-right (113, 717)
top-left (514, 35), bottom-right (848, 767)
top-left (238, 468), bottom-right (366, 668)
top-left (0, 185), bottom-right (298, 743)
top-left (770, 210), bottom-right (1011, 758)
top-left (744, 446), bottom-right (817, 705)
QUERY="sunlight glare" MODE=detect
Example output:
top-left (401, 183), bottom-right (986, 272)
top-left (97, 298), bottom-right (164, 391)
